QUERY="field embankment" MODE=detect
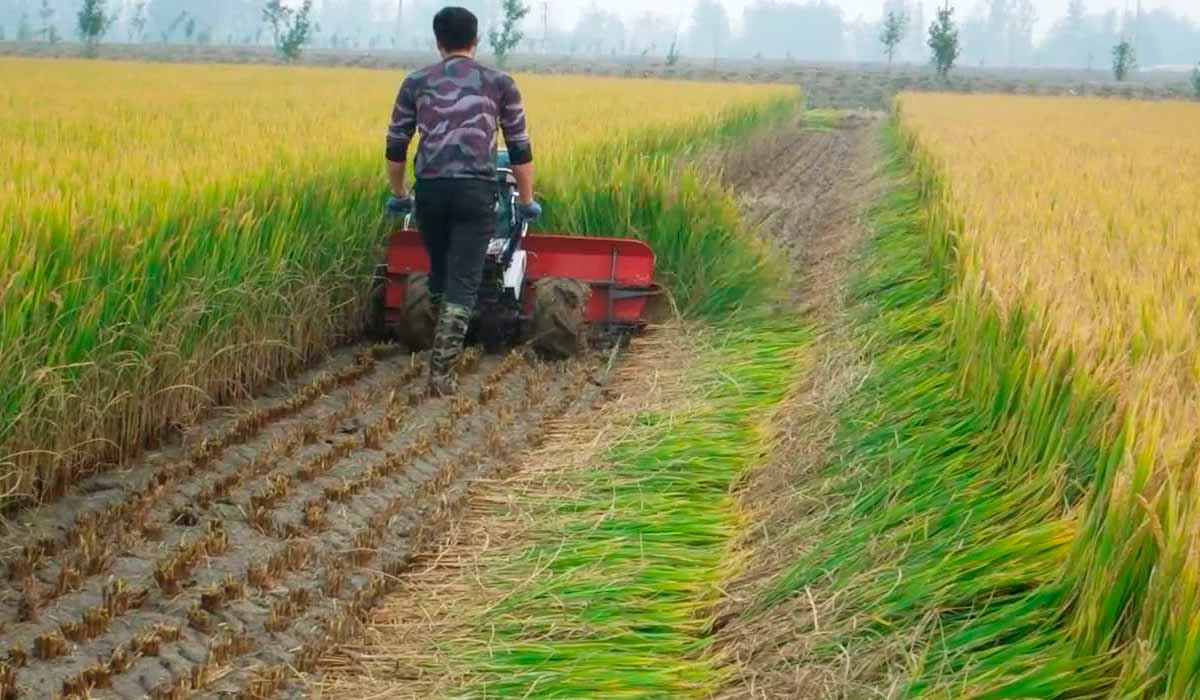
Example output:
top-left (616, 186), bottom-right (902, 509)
top-left (717, 95), bottom-right (1200, 698)
top-left (0, 57), bottom-right (796, 510)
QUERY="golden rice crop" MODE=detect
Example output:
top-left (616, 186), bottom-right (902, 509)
top-left (0, 57), bottom-right (795, 508)
top-left (899, 93), bottom-right (1200, 696)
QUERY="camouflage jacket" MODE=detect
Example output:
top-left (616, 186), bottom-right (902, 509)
top-left (386, 56), bottom-right (533, 181)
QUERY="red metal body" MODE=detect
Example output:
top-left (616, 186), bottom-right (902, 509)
top-left (384, 228), bottom-right (660, 325)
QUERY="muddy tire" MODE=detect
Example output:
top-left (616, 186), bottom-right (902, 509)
top-left (530, 278), bottom-right (590, 359)
top-left (365, 264), bottom-right (390, 340)
top-left (401, 274), bottom-right (437, 351)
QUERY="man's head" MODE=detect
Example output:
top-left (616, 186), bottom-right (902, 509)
top-left (433, 7), bottom-right (479, 57)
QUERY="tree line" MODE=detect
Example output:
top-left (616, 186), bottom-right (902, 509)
top-left (0, 0), bottom-right (1197, 89)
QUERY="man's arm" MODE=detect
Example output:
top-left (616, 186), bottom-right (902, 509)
top-left (499, 76), bottom-right (534, 205)
top-left (386, 78), bottom-right (418, 197)
top-left (512, 162), bottom-right (534, 206)
top-left (387, 161), bottom-right (408, 200)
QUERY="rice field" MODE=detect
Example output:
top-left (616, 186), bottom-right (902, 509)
top-left (0, 57), bottom-right (797, 509)
top-left (14, 48), bottom-right (1198, 700)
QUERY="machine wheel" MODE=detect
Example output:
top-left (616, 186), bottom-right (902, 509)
top-left (401, 274), bottom-right (437, 351)
top-left (529, 278), bottom-right (590, 359)
top-left (365, 264), bottom-right (390, 341)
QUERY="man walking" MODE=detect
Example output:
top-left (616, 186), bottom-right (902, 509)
top-left (385, 6), bottom-right (540, 396)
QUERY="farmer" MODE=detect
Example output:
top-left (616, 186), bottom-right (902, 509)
top-left (384, 5), bottom-right (540, 396)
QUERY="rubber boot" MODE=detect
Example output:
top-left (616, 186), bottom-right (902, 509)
top-left (428, 302), bottom-right (471, 397)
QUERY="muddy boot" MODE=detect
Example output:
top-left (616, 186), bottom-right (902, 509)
top-left (428, 302), bottom-right (471, 397)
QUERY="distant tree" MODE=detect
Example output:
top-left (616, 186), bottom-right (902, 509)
top-left (1008, 0), bottom-right (1036, 65)
top-left (263, 0), bottom-right (316, 62)
top-left (880, 10), bottom-right (909, 67)
top-left (38, 0), bottom-right (60, 44)
top-left (1111, 39), bottom-right (1135, 80)
top-left (18, 12), bottom-right (33, 41)
top-left (128, 1), bottom-right (147, 43)
top-left (184, 16), bottom-right (196, 42)
top-left (627, 10), bottom-right (675, 57)
top-left (1047, 0), bottom-right (1088, 66)
top-left (77, 0), bottom-right (115, 55)
top-left (739, 0), bottom-right (846, 62)
top-left (0, 25), bottom-right (6, 42)
top-left (569, 7), bottom-right (624, 55)
top-left (982, 0), bottom-right (1008, 65)
top-left (488, 0), bottom-right (529, 68)
top-left (690, 0), bottom-right (731, 65)
top-left (160, 11), bottom-right (189, 43)
top-left (666, 34), bottom-right (681, 66)
top-left (928, 2), bottom-right (960, 77)
top-left (1192, 64), bottom-right (1200, 99)
top-left (908, 1), bottom-right (925, 61)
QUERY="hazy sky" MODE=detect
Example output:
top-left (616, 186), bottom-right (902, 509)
top-left (544, 0), bottom-right (1200, 36)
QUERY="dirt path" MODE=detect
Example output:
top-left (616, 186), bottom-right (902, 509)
top-left (714, 114), bottom-right (890, 698)
top-left (0, 346), bottom-right (606, 698)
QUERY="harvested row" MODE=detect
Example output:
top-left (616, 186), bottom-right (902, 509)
top-left (1, 345), bottom-right (453, 697)
top-left (0, 344), bottom-right (602, 699)
top-left (1, 345), bottom-right (401, 624)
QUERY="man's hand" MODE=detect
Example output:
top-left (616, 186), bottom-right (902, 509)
top-left (516, 200), bottom-right (542, 223)
top-left (386, 194), bottom-right (414, 216)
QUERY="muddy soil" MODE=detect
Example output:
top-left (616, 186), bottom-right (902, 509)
top-left (0, 345), bottom-right (605, 699)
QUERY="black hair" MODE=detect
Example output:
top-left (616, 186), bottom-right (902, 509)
top-left (433, 7), bottom-right (478, 52)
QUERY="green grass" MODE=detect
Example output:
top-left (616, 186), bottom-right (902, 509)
top-left (439, 320), bottom-right (808, 698)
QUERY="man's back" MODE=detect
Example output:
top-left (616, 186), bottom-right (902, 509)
top-left (388, 56), bottom-right (530, 182)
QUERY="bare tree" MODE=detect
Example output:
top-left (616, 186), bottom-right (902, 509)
top-left (690, 0), bottom-right (731, 66)
top-left (128, 1), bottom-right (148, 43)
top-left (1008, 0), bottom-right (1036, 65)
top-left (37, 0), bottom-right (60, 44)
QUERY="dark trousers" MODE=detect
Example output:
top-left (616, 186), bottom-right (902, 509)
top-left (414, 178), bottom-right (496, 310)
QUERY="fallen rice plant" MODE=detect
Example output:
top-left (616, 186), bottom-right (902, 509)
top-left (731, 102), bottom-right (1200, 699)
top-left (322, 323), bottom-right (808, 698)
